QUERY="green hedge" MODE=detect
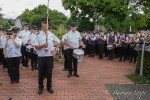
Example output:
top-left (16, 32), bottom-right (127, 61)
top-left (135, 51), bottom-right (150, 75)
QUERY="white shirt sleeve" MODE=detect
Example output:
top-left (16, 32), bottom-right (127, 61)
top-left (126, 37), bottom-right (129, 41)
top-left (34, 35), bottom-right (40, 46)
top-left (107, 35), bottom-right (109, 44)
top-left (18, 31), bottom-right (22, 38)
top-left (52, 33), bottom-right (60, 43)
top-left (78, 32), bottom-right (82, 40)
top-left (104, 35), bottom-right (106, 40)
top-left (16, 38), bottom-right (22, 46)
top-left (62, 34), bottom-right (67, 41)
top-left (115, 35), bottom-right (117, 42)
top-left (64, 33), bottom-right (68, 40)
top-left (91, 36), bottom-right (96, 41)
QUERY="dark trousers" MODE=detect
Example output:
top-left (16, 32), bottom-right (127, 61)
top-left (104, 43), bottom-right (108, 57)
top-left (30, 48), bottom-right (38, 69)
top-left (86, 44), bottom-right (90, 55)
top-left (67, 49), bottom-right (78, 75)
top-left (64, 50), bottom-right (68, 70)
top-left (0, 48), bottom-right (8, 68)
top-left (21, 45), bottom-right (28, 66)
top-left (126, 45), bottom-right (130, 60)
top-left (130, 48), bottom-right (138, 63)
top-left (95, 44), bottom-right (98, 56)
top-left (114, 47), bottom-right (121, 58)
top-left (38, 57), bottom-right (53, 89)
top-left (82, 45), bottom-right (88, 56)
top-left (108, 49), bottom-right (114, 59)
top-left (114, 47), bottom-right (120, 58)
top-left (89, 45), bottom-right (95, 57)
top-left (98, 44), bottom-right (104, 58)
top-left (120, 46), bottom-right (128, 61)
top-left (7, 57), bottom-right (21, 82)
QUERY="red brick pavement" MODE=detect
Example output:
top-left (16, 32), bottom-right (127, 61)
top-left (0, 57), bottom-right (135, 100)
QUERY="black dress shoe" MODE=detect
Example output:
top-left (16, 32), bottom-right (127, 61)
top-left (63, 69), bottom-right (67, 71)
top-left (72, 68), bottom-right (74, 71)
top-left (31, 68), bottom-right (34, 71)
top-left (15, 80), bottom-right (19, 83)
top-left (119, 59), bottom-right (122, 61)
top-left (74, 74), bottom-right (80, 77)
top-left (11, 81), bottom-right (15, 84)
top-left (129, 61), bottom-right (132, 63)
top-left (47, 88), bottom-right (54, 93)
top-left (67, 74), bottom-right (72, 78)
top-left (35, 67), bottom-right (38, 70)
top-left (38, 89), bottom-right (43, 94)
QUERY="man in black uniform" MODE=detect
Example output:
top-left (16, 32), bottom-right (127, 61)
top-left (97, 32), bottom-right (106, 59)
top-left (107, 30), bottom-right (117, 60)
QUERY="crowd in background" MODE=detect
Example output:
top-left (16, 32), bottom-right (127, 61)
top-left (80, 30), bottom-right (149, 63)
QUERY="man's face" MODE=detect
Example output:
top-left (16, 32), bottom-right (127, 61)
top-left (71, 26), bottom-right (76, 32)
top-left (41, 23), bottom-right (48, 30)
top-left (12, 32), bottom-right (18, 37)
top-left (110, 31), bottom-right (114, 34)
top-left (24, 26), bottom-right (28, 30)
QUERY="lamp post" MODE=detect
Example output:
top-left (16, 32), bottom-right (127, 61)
top-left (140, 43), bottom-right (145, 76)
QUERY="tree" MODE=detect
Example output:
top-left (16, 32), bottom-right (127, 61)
top-left (3, 21), bottom-right (10, 28)
top-left (78, 18), bottom-right (95, 32)
top-left (0, 8), bottom-right (3, 27)
top-left (20, 5), bottom-right (67, 29)
top-left (63, 0), bottom-right (150, 31)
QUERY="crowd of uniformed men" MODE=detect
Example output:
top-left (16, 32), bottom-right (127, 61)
top-left (0, 18), bottom-right (149, 94)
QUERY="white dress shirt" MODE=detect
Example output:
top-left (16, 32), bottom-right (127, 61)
top-left (35, 31), bottom-right (60, 57)
top-left (6, 37), bottom-right (22, 58)
top-left (64, 30), bottom-right (82, 49)
top-left (18, 30), bottom-right (30, 45)
top-left (27, 32), bottom-right (37, 49)
top-left (62, 34), bottom-right (68, 50)
top-left (0, 35), bottom-right (5, 49)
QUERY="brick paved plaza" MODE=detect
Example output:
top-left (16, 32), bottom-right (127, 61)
top-left (0, 57), bottom-right (135, 100)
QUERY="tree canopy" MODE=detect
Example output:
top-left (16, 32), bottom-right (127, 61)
top-left (20, 5), bottom-right (67, 29)
top-left (63, 0), bottom-right (150, 32)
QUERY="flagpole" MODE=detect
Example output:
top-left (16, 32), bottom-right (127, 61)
top-left (46, 0), bottom-right (49, 42)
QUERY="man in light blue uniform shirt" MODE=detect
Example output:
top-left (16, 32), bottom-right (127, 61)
top-left (64, 22), bottom-right (86, 78)
top-left (28, 26), bottom-right (39, 70)
top-left (61, 26), bottom-right (70, 71)
top-left (5, 27), bottom-right (22, 84)
top-left (35, 18), bottom-right (60, 94)
top-left (18, 24), bottom-right (30, 67)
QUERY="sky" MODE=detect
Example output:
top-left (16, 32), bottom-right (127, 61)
top-left (0, 0), bottom-right (70, 19)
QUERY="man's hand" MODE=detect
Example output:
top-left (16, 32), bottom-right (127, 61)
top-left (44, 43), bottom-right (48, 48)
top-left (50, 50), bottom-right (57, 55)
top-left (6, 35), bottom-right (10, 41)
top-left (82, 44), bottom-right (86, 49)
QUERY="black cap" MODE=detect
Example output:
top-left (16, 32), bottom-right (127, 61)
top-left (11, 27), bottom-right (20, 33)
top-left (70, 22), bottom-right (76, 27)
top-left (23, 23), bottom-right (29, 27)
top-left (41, 18), bottom-right (50, 24)
top-left (33, 26), bottom-right (38, 30)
